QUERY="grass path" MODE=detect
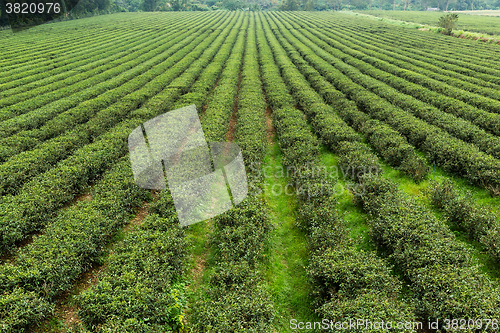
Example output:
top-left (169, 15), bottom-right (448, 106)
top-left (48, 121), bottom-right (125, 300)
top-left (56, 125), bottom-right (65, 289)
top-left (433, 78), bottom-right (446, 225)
top-left (183, 219), bottom-right (215, 332)
top-left (262, 141), bottom-right (319, 332)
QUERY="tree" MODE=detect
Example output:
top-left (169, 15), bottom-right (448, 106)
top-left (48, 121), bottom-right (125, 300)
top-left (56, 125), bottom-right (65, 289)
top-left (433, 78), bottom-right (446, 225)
top-left (438, 13), bottom-right (458, 35)
top-left (351, 0), bottom-right (369, 8)
top-left (0, 0), bottom-right (9, 27)
top-left (223, 0), bottom-right (243, 9)
top-left (143, 0), bottom-right (159, 10)
top-left (379, 0), bottom-right (384, 9)
top-left (403, 0), bottom-right (411, 10)
top-left (326, 0), bottom-right (342, 10)
top-left (438, 0), bottom-right (454, 10)
top-left (304, 0), bottom-right (315, 9)
top-left (95, 0), bottom-right (113, 10)
top-left (279, 0), bottom-right (300, 10)
top-left (171, 0), bottom-right (189, 9)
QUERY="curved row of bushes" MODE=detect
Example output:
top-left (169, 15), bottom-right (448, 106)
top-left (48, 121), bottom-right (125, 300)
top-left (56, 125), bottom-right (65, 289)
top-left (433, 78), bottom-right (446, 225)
top-left (174, 13), bottom-right (244, 112)
top-left (0, 15), bottom-right (173, 101)
top-left (260, 13), bottom-right (382, 184)
top-left (265, 12), bottom-right (500, 326)
top-left (0, 13), bottom-right (189, 77)
top-left (0, 165), bottom-right (187, 332)
top-left (267, 14), bottom-right (428, 182)
top-left (0, 13), bottom-right (238, 254)
top-left (234, 14), bottom-right (267, 169)
top-left (0, 13), bottom-right (176, 61)
top-left (0, 14), bottom-right (197, 124)
top-left (296, 12), bottom-right (500, 86)
top-left (320, 26), bottom-right (500, 134)
top-left (0, 13), bottom-right (233, 196)
top-left (75, 193), bottom-right (188, 332)
top-left (192, 14), bottom-right (275, 332)
top-left (200, 14), bottom-right (247, 142)
top-left (321, 17), bottom-right (500, 95)
top-left (271, 14), bottom-right (500, 195)
top-left (319, 13), bottom-right (500, 73)
top-left (0, 21), bottom-right (148, 100)
top-left (256, 14), bottom-right (417, 330)
top-left (294, 17), bottom-right (500, 138)
top-left (431, 180), bottom-right (500, 264)
top-left (281, 14), bottom-right (500, 161)
top-left (0, 16), bottom-right (218, 163)
top-left (0, 157), bottom-right (149, 331)
top-left (0, 13), bottom-right (247, 330)
top-left (74, 16), bottom-right (252, 329)
top-left (358, 174), bottom-right (500, 324)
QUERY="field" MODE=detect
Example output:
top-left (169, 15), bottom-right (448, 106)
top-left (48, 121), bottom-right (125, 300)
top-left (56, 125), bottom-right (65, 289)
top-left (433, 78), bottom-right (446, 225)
top-left (1, 11), bottom-right (500, 332)
top-left (452, 10), bottom-right (500, 16)
top-left (360, 9), bottom-right (500, 35)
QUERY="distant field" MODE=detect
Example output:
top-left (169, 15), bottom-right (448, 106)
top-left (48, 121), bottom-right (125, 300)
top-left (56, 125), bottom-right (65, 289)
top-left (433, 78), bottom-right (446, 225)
top-left (360, 10), bottom-right (500, 35)
top-left (452, 10), bottom-right (500, 16)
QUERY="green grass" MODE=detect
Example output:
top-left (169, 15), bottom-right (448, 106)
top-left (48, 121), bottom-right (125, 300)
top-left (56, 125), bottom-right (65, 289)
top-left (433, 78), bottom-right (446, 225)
top-left (318, 146), bottom-right (419, 302)
top-left (319, 148), bottom-right (374, 252)
top-left (262, 142), bottom-right (319, 332)
top-left (183, 218), bottom-right (217, 330)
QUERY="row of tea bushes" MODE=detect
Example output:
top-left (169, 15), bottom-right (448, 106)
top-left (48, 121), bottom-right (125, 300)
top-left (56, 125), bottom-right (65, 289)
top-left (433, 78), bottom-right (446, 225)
top-left (299, 20), bottom-right (500, 137)
top-left (280, 15), bottom-right (500, 161)
top-left (200, 14), bottom-right (247, 142)
top-left (357, 174), bottom-right (500, 324)
top-left (306, 13), bottom-right (500, 75)
top-left (0, 13), bottom-right (244, 326)
top-left (0, 14), bottom-right (232, 194)
top-left (322, 18), bottom-right (500, 97)
top-left (73, 17), bottom-right (251, 329)
top-left (0, 14), bottom-right (203, 136)
top-left (274, 15), bottom-right (500, 195)
top-left (0, 14), bottom-right (163, 72)
top-left (192, 14), bottom-right (274, 332)
top-left (257, 14), bottom-right (417, 330)
top-left (0, 158), bottom-right (149, 331)
top-left (265, 12), bottom-right (500, 326)
top-left (174, 13), bottom-right (244, 112)
top-left (75, 191), bottom-right (188, 332)
top-left (0, 15), bottom-right (176, 107)
top-left (0, 14), bottom-right (238, 254)
top-left (269, 15), bottom-right (428, 182)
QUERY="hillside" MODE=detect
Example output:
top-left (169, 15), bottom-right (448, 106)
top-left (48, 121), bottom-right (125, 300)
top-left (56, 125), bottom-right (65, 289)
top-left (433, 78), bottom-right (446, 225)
top-left (1, 11), bottom-right (500, 332)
